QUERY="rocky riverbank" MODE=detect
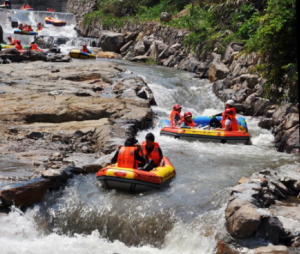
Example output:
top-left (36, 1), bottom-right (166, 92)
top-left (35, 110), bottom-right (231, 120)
top-left (217, 165), bottom-right (300, 253)
top-left (0, 60), bottom-right (155, 210)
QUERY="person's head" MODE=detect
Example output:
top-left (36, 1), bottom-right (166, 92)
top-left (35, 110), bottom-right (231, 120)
top-left (173, 104), bottom-right (182, 112)
top-left (38, 22), bottom-right (41, 25)
top-left (7, 36), bottom-right (11, 40)
top-left (28, 25), bottom-right (31, 28)
top-left (47, 8), bottom-right (49, 11)
top-left (31, 41), bottom-right (35, 44)
top-left (184, 111), bottom-right (193, 122)
top-left (22, 4), bottom-right (25, 6)
top-left (24, 24), bottom-right (28, 27)
top-left (17, 39), bottom-right (21, 44)
top-left (124, 137), bottom-right (138, 147)
top-left (225, 99), bottom-right (235, 109)
top-left (145, 132), bottom-right (155, 147)
top-left (83, 44), bottom-right (87, 49)
top-left (224, 109), bottom-right (234, 117)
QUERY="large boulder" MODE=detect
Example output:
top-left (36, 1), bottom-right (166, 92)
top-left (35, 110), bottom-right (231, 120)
top-left (209, 53), bottom-right (230, 82)
top-left (255, 217), bottom-right (284, 244)
top-left (22, 50), bottom-right (47, 62)
top-left (226, 205), bottom-right (261, 238)
top-left (284, 113), bottom-right (299, 130)
top-left (0, 47), bottom-right (25, 62)
top-left (99, 30), bottom-right (124, 53)
top-left (277, 124), bottom-right (299, 153)
top-left (149, 41), bottom-right (159, 61)
top-left (120, 40), bottom-right (134, 54)
top-left (0, 177), bottom-right (51, 207)
top-left (134, 41), bottom-right (146, 56)
top-left (96, 51), bottom-right (122, 59)
top-left (160, 12), bottom-right (172, 22)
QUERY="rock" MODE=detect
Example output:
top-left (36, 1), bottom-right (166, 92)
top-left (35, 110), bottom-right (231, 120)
top-left (82, 164), bottom-right (102, 174)
top-left (42, 169), bottom-right (69, 190)
top-left (272, 103), bottom-right (292, 126)
top-left (49, 46), bottom-right (61, 53)
top-left (0, 177), bottom-right (51, 207)
top-left (160, 12), bottom-right (172, 22)
top-left (120, 40), bottom-right (134, 54)
top-left (49, 152), bottom-right (63, 161)
top-left (48, 54), bottom-right (71, 62)
top-left (258, 118), bottom-right (273, 130)
top-left (234, 103), bottom-right (246, 113)
top-left (159, 43), bottom-right (181, 59)
top-left (225, 198), bottom-right (252, 219)
top-left (216, 240), bottom-right (238, 254)
top-left (293, 180), bottom-right (300, 192)
top-left (277, 124), bottom-right (299, 153)
top-left (131, 55), bottom-right (149, 62)
top-left (284, 113), bottom-right (299, 130)
top-left (99, 30), bottom-right (124, 53)
top-left (209, 53), bottom-right (230, 82)
top-left (253, 245), bottom-right (289, 254)
top-left (256, 217), bottom-right (284, 244)
top-left (149, 42), bottom-right (159, 61)
top-left (226, 205), bottom-right (261, 238)
top-left (27, 131), bottom-right (44, 140)
top-left (124, 32), bottom-right (138, 43)
top-left (123, 46), bottom-right (135, 61)
top-left (96, 51), bottom-right (122, 59)
top-left (134, 41), bottom-right (146, 56)
top-left (244, 94), bottom-right (270, 116)
top-left (0, 47), bottom-right (25, 62)
top-left (22, 50), bottom-right (47, 62)
top-left (6, 127), bottom-right (18, 134)
top-left (271, 180), bottom-right (289, 195)
top-left (0, 25), bottom-right (3, 43)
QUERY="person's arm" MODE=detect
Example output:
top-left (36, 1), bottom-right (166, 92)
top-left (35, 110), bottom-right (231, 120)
top-left (88, 49), bottom-right (92, 54)
top-left (174, 114), bottom-right (181, 127)
top-left (216, 119), bottom-right (232, 131)
top-left (180, 121), bottom-right (190, 128)
top-left (111, 149), bottom-right (119, 164)
top-left (158, 147), bottom-right (164, 166)
top-left (213, 112), bottom-right (222, 117)
top-left (134, 148), bottom-right (146, 165)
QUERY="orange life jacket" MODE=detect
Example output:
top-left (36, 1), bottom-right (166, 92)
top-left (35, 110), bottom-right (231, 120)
top-left (221, 107), bottom-right (236, 121)
top-left (30, 44), bottom-right (38, 50)
top-left (220, 115), bottom-right (239, 131)
top-left (170, 110), bottom-right (183, 127)
top-left (117, 146), bottom-right (138, 169)
top-left (15, 44), bottom-right (23, 50)
top-left (27, 27), bottom-right (33, 31)
top-left (18, 25), bottom-right (23, 30)
top-left (8, 38), bottom-right (15, 45)
top-left (21, 6), bottom-right (26, 9)
top-left (81, 47), bottom-right (88, 53)
top-left (26, 4), bottom-right (30, 8)
top-left (38, 24), bottom-right (42, 30)
top-left (181, 119), bottom-right (196, 127)
top-left (141, 141), bottom-right (161, 166)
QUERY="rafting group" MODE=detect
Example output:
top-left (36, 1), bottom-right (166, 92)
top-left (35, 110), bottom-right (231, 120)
top-left (2, 35), bottom-right (42, 52)
top-left (97, 99), bottom-right (250, 192)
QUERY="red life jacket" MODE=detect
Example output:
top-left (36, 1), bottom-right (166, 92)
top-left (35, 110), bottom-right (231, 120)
top-left (15, 44), bottom-right (23, 50)
top-left (221, 107), bottom-right (236, 121)
top-left (81, 47), bottom-right (88, 53)
top-left (117, 146), bottom-right (138, 169)
top-left (38, 24), bottom-right (42, 30)
top-left (141, 141), bottom-right (161, 166)
top-left (170, 110), bottom-right (183, 127)
top-left (181, 119), bottom-right (196, 127)
top-left (21, 6), bottom-right (26, 9)
top-left (8, 38), bottom-right (15, 45)
top-left (30, 44), bottom-right (38, 50)
top-left (26, 4), bottom-right (30, 8)
top-left (220, 115), bottom-right (239, 131)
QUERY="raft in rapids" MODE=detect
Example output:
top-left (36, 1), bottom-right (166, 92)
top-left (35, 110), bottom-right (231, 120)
top-left (68, 49), bottom-right (96, 60)
top-left (96, 156), bottom-right (176, 192)
top-left (159, 116), bottom-right (251, 144)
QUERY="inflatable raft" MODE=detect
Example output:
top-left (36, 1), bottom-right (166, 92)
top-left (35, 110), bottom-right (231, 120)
top-left (68, 49), bottom-right (96, 60)
top-left (159, 116), bottom-right (251, 144)
top-left (0, 44), bottom-right (15, 49)
top-left (45, 17), bottom-right (66, 26)
top-left (96, 156), bottom-right (176, 192)
top-left (14, 29), bottom-right (38, 36)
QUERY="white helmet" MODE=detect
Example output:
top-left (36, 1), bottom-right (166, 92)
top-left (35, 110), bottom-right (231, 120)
top-left (226, 99), bottom-right (235, 106)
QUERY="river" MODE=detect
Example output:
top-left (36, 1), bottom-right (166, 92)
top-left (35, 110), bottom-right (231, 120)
top-left (0, 9), bottom-right (299, 254)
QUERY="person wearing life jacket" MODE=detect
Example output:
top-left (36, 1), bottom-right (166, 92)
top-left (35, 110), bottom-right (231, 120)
top-left (49, 8), bottom-right (54, 12)
top-left (141, 133), bottom-right (164, 170)
top-left (21, 3), bottom-right (26, 9)
top-left (111, 137), bottom-right (146, 169)
top-left (210, 99), bottom-right (236, 128)
top-left (26, 3), bottom-right (30, 9)
top-left (18, 23), bottom-right (23, 30)
top-left (7, 36), bottom-right (16, 45)
top-left (46, 8), bottom-right (49, 11)
top-left (216, 109), bottom-right (239, 131)
top-left (170, 104), bottom-right (183, 127)
top-left (27, 25), bottom-right (33, 32)
top-left (23, 24), bottom-right (28, 31)
top-left (15, 40), bottom-right (23, 51)
top-left (29, 41), bottom-right (38, 50)
top-left (80, 44), bottom-right (92, 54)
top-left (37, 22), bottom-right (42, 31)
top-left (180, 111), bottom-right (196, 128)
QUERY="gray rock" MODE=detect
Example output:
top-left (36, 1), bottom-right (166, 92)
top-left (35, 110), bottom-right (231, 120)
top-left (131, 55), bottom-right (149, 62)
top-left (225, 198), bottom-right (252, 219)
top-left (277, 124), bottom-right (299, 153)
top-left (226, 205), bottom-right (261, 238)
top-left (123, 46), bottom-right (134, 61)
top-left (134, 41), bottom-right (146, 56)
top-left (160, 12), bottom-right (172, 22)
top-left (284, 113), bottom-right (299, 130)
top-left (258, 118), bottom-right (273, 130)
top-left (99, 30), bottom-right (124, 53)
top-left (209, 53), bottom-right (230, 82)
top-left (120, 40), bottom-right (134, 54)
top-left (253, 245), bottom-right (289, 254)
top-left (82, 164), bottom-right (102, 174)
top-left (272, 103), bottom-right (292, 126)
top-left (124, 32), bottom-right (138, 43)
top-left (149, 41), bottom-right (159, 61)
top-left (27, 132), bottom-right (44, 140)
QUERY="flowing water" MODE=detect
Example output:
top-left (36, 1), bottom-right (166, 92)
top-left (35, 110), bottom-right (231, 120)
top-left (0, 9), bottom-right (299, 254)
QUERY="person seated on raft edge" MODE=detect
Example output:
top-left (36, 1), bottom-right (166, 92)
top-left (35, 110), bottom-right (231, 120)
top-left (37, 22), bottom-right (43, 31)
top-left (21, 3), bottom-right (26, 9)
top-left (7, 36), bottom-right (16, 45)
top-left (170, 104), bottom-right (183, 127)
top-left (15, 40), bottom-right (23, 50)
top-left (111, 137), bottom-right (146, 169)
top-left (180, 111), bottom-right (196, 128)
top-left (26, 3), bottom-right (30, 9)
top-left (80, 44), bottom-right (92, 54)
top-left (140, 132), bottom-right (164, 171)
top-left (214, 99), bottom-right (236, 118)
top-left (215, 109), bottom-right (239, 132)
top-left (27, 25), bottom-right (33, 32)
top-left (29, 41), bottom-right (38, 50)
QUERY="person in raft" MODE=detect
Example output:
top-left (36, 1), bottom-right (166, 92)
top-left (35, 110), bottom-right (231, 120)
top-left (180, 111), bottom-right (196, 128)
top-left (26, 3), bottom-right (30, 9)
top-left (215, 109), bottom-right (239, 131)
top-left (111, 137), bottom-right (146, 169)
top-left (29, 41), bottom-right (38, 50)
top-left (26, 25), bottom-right (33, 32)
top-left (7, 36), bottom-right (17, 45)
top-left (15, 40), bottom-right (23, 50)
top-left (37, 22), bottom-right (43, 31)
top-left (21, 3), bottom-right (26, 9)
top-left (80, 44), bottom-right (92, 54)
top-left (214, 99), bottom-right (236, 118)
top-left (140, 133), bottom-right (164, 170)
top-left (170, 104), bottom-right (183, 127)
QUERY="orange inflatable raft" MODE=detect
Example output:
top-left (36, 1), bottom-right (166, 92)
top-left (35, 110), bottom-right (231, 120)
top-left (96, 156), bottom-right (176, 192)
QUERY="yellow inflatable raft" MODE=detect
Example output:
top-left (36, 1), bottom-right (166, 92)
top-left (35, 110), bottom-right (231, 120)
top-left (68, 49), bottom-right (96, 60)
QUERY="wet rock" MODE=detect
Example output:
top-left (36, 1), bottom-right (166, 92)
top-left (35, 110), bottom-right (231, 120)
top-left (209, 53), bottom-right (230, 82)
top-left (148, 41), bottom-right (159, 61)
top-left (225, 198), bottom-right (252, 219)
top-left (124, 32), bottom-right (138, 43)
top-left (42, 169), bottom-right (69, 190)
top-left (49, 46), bottom-right (61, 53)
top-left (284, 113), bottom-right (299, 130)
top-left (27, 132), bottom-right (44, 140)
top-left (226, 205), bottom-right (261, 238)
top-left (244, 94), bottom-right (270, 116)
top-left (277, 124), bottom-right (299, 153)
top-left (253, 245), bottom-right (289, 254)
top-left (216, 240), bottom-right (238, 254)
top-left (99, 30), bottom-right (124, 53)
top-left (120, 40), bottom-right (134, 54)
top-left (22, 50), bottom-right (47, 62)
top-left (75, 90), bottom-right (92, 97)
top-left (49, 152), bottom-right (64, 161)
top-left (271, 180), bottom-right (288, 195)
top-left (134, 41), bottom-right (146, 56)
top-left (258, 118), bottom-right (273, 130)
top-left (0, 177), bottom-right (51, 207)
top-left (256, 217), bottom-right (284, 244)
top-left (160, 12), bottom-right (172, 22)
top-left (293, 180), bottom-right (300, 192)
top-left (82, 164), bottom-right (102, 174)
top-left (131, 55), bottom-right (149, 62)
top-left (0, 48), bottom-right (25, 62)
top-left (234, 103), bottom-right (246, 114)
top-left (123, 46), bottom-right (134, 61)
top-left (6, 127), bottom-right (18, 134)
top-left (48, 54), bottom-right (71, 62)
top-left (96, 51), bottom-right (122, 59)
